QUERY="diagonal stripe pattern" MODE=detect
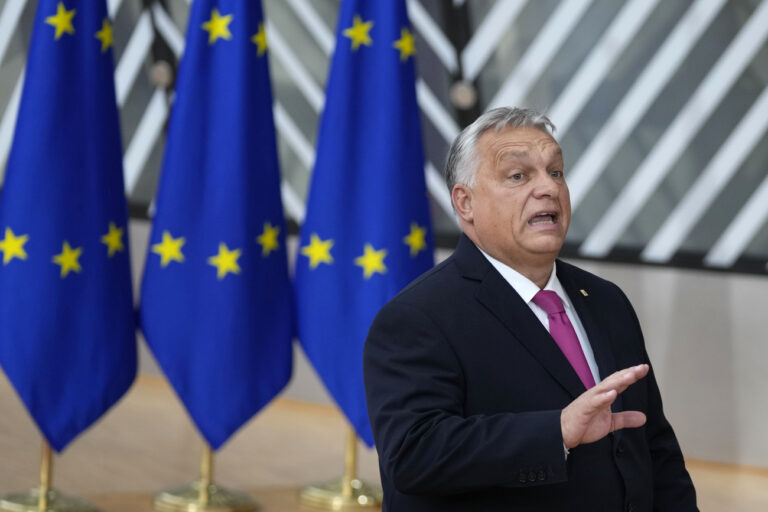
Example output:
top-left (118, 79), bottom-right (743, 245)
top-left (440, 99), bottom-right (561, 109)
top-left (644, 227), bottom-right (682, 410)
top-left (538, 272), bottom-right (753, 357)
top-left (0, 0), bottom-right (767, 273)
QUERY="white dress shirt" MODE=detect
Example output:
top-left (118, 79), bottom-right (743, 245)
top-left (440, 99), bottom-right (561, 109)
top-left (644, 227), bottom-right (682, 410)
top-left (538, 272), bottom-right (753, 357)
top-left (478, 250), bottom-right (601, 385)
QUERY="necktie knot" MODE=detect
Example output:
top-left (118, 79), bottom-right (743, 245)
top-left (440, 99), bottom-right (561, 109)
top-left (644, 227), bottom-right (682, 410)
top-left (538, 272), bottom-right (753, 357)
top-left (532, 290), bottom-right (565, 316)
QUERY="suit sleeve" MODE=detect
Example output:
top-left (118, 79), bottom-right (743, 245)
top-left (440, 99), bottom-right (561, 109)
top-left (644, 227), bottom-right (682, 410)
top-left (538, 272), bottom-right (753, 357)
top-left (619, 291), bottom-right (699, 511)
top-left (363, 300), bottom-right (567, 496)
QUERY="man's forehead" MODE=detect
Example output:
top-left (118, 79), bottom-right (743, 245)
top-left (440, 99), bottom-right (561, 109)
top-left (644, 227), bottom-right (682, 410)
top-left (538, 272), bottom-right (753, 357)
top-left (480, 126), bottom-right (561, 158)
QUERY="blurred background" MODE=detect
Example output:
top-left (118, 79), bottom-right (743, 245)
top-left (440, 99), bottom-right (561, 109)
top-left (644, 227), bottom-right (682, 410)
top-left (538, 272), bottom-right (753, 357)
top-left (4, 0), bottom-right (768, 270)
top-left (0, 0), bottom-right (767, 506)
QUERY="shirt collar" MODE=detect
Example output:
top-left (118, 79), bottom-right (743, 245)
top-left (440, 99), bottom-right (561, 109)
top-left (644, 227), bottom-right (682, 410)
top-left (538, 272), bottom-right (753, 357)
top-left (478, 248), bottom-right (572, 311)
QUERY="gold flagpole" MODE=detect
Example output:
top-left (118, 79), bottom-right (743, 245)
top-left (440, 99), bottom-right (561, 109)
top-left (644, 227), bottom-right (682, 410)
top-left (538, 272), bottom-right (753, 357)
top-left (38, 442), bottom-right (52, 512)
top-left (198, 444), bottom-right (213, 506)
top-left (153, 439), bottom-right (258, 512)
top-left (299, 426), bottom-right (382, 509)
top-left (341, 429), bottom-right (357, 499)
top-left (0, 438), bottom-right (99, 512)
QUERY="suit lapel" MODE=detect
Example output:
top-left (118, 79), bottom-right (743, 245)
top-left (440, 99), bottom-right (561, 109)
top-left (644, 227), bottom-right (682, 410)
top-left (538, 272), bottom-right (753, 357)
top-left (453, 236), bottom-right (585, 399)
top-left (475, 274), bottom-right (586, 399)
top-left (557, 261), bottom-right (623, 412)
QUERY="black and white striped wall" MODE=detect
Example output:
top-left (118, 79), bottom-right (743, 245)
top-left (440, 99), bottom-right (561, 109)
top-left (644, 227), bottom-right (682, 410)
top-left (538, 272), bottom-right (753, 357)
top-left (1, 0), bottom-right (767, 274)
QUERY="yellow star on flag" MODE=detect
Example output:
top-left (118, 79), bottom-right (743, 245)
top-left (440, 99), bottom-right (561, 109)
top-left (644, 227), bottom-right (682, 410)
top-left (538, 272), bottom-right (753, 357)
top-left (152, 231), bottom-right (185, 267)
top-left (101, 222), bottom-right (124, 257)
top-left (393, 27), bottom-right (416, 61)
top-left (208, 243), bottom-right (241, 279)
top-left (52, 241), bottom-right (82, 278)
top-left (355, 244), bottom-right (387, 279)
top-left (0, 227), bottom-right (29, 265)
top-left (202, 8), bottom-right (233, 45)
top-left (95, 18), bottom-right (113, 53)
top-left (403, 223), bottom-right (427, 257)
top-left (45, 2), bottom-right (76, 40)
top-left (256, 222), bottom-right (280, 257)
top-left (343, 15), bottom-right (373, 50)
top-left (251, 23), bottom-right (268, 56)
top-left (300, 234), bottom-right (334, 269)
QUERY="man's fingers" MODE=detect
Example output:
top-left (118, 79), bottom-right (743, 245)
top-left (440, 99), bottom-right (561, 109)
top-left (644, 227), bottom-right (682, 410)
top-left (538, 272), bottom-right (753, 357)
top-left (597, 364), bottom-right (649, 395)
top-left (585, 388), bottom-right (617, 413)
top-left (611, 411), bottom-right (647, 432)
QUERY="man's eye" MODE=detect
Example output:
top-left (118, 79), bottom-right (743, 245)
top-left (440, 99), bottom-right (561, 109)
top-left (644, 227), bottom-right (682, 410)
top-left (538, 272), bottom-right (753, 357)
top-left (550, 170), bottom-right (563, 179)
top-left (511, 173), bottom-right (524, 181)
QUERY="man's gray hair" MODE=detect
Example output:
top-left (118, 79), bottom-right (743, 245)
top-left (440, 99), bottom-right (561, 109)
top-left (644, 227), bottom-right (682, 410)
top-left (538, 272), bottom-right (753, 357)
top-left (444, 107), bottom-right (556, 192)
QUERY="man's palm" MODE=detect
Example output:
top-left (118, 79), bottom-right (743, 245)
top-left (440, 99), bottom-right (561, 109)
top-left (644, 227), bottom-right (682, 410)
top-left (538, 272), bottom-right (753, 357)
top-left (561, 365), bottom-right (649, 450)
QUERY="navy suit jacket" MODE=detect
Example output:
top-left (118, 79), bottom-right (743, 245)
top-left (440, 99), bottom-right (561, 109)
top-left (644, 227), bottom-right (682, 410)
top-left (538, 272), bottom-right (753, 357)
top-left (363, 235), bottom-right (697, 511)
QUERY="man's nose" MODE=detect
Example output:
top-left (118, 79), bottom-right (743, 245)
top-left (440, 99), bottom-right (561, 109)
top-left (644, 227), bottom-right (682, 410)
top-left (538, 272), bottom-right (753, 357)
top-left (532, 170), bottom-right (559, 197)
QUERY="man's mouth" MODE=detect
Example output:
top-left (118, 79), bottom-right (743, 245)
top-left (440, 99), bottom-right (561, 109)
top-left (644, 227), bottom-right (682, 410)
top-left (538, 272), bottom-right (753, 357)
top-left (528, 212), bottom-right (558, 226)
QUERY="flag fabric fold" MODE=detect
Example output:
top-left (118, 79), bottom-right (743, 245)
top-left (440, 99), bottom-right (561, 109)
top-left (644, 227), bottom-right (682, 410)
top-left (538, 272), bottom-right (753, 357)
top-left (140, 0), bottom-right (292, 450)
top-left (295, 0), bottom-right (434, 446)
top-left (0, 0), bottom-right (136, 452)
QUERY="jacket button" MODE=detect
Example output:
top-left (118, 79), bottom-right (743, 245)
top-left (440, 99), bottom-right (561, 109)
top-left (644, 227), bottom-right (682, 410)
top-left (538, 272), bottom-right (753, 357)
top-left (537, 470), bottom-right (545, 481)
top-left (627, 503), bottom-right (634, 512)
top-left (518, 473), bottom-right (527, 483)
top-left (528, 471), bottom-right (537, 482)
top-left (616, 445), bottom-right (625, 456)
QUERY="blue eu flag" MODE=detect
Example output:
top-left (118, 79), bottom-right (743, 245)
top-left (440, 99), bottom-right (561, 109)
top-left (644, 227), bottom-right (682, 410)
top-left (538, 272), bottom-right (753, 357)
top-left (295, 0), bottom-right (434, 445)
top-left (0, 0), bottom-right (136, 451)
top-left (140, 0), bottom-right (292, 449)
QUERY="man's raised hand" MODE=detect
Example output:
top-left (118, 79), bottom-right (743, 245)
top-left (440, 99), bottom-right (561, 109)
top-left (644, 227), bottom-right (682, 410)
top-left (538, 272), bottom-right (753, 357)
top-left (561, 364), bottom-right (649, 450)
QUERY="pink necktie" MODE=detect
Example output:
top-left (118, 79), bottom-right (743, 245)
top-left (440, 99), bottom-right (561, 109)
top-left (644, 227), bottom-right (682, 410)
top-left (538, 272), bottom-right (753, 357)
top-left (532, 290), bottom-right (596, 389)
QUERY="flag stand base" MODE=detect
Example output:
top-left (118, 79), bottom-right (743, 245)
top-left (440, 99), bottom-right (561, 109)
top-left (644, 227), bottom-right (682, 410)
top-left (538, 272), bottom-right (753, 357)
top-left (0, 488), bottom-right (99, 512)
top-left (299, 478), bottom-right (382, 510)
top-left (153, 482), bottom-right (259, 512)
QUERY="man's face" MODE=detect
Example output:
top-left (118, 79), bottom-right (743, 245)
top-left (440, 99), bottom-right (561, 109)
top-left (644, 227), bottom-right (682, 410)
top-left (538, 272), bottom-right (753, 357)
top-left (454, 126), bottom-right (571, 269)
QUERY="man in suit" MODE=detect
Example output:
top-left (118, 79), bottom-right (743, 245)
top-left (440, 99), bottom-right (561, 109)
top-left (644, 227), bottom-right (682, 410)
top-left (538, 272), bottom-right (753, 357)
top-left (363, 107), bottom-right (698, 511)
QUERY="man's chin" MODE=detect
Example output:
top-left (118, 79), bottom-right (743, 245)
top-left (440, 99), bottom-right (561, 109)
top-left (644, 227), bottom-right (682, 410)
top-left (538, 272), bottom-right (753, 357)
top-left (525, 237), bottom-right (566, 258)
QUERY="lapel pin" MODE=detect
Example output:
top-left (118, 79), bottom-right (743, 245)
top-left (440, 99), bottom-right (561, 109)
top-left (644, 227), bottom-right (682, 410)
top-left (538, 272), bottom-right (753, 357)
top-left (579, 289), bottom-right (589, 297)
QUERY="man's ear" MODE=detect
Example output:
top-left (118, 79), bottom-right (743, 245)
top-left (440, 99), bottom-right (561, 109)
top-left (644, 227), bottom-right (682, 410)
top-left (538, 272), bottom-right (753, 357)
top-left (452, 184), bottom-right (473, 223)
